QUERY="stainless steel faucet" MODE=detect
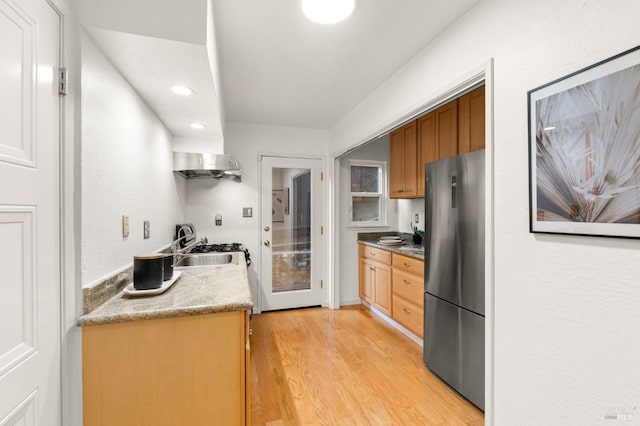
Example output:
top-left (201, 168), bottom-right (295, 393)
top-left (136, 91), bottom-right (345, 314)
top-left (170, 226), bottom-right (206, 263)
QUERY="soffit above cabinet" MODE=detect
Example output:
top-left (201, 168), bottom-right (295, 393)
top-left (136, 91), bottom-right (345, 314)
top-left (77, 0), bottom-right (224, 142)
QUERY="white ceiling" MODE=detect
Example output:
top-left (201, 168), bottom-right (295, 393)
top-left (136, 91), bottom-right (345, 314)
top-left (83, 0), bottom-right (482, 141)
top-left (212, 0), bottom-right (482, 129)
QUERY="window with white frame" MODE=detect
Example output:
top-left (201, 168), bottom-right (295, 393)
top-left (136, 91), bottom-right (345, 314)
top-left (349, 160), bottom-right (387, 227)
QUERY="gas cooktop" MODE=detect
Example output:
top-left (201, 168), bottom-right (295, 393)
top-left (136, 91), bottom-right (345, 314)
top-left (190, 243), bottom-right (244, 253)
top-left (175, 224), bottom-right (252, 266)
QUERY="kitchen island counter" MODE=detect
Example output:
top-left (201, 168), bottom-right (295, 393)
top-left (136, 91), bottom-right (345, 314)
top-left (77, 260), bottom-right (253, 327)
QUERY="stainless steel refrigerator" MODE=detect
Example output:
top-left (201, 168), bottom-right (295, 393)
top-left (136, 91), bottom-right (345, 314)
top-left (423, 149), bottom-right (485, 410)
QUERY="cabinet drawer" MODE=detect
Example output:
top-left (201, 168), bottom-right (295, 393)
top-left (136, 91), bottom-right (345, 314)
top-left (392, 296), bottom-right (424, 338)
top-left (359, 244), bottom-right (391, 265)
top-left (392, 253), bottom-right (424, 276)
top-left (392, 269), bottom-right (424, 305)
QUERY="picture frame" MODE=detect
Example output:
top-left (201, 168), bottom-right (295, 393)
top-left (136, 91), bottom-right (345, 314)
top-left (272, 189), bottom-right (284, 222)
top-left (528, 45), bottom-right (640, 238)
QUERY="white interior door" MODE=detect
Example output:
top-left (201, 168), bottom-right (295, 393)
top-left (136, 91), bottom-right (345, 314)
top-left (0, 0), bottom-right (61, 423)
top-left (261, 156), bottom-right (323, 311)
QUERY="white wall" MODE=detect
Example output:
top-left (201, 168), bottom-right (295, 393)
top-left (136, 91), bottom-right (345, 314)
top-left (183, 121), bottom-right (328, 310)
top-left (81, 31), bottom-right (186, 287)
top-left (172, 136), bottom-right (224, 154)
top-left (330, 0), bottom-right (640, 423)
top-left (397, 198), bottom-right (424, 234)
top-left (338, 135), bottom-right (398, 305)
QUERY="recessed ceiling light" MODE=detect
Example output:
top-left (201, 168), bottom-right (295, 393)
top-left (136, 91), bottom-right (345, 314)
top-left (190, 123), bottom-right (206, 130)
top-left (302, 0), bottom-right (355, 24)
top-left (171, 85), bottom-right (194, 95)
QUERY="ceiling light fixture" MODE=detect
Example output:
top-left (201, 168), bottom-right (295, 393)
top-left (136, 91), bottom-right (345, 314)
top-left (171, 85), bottom-right (194, 95)
top-left (190, 123), bottom-right (206, 130)
top-left (302, 0), bottom-right (355, 24)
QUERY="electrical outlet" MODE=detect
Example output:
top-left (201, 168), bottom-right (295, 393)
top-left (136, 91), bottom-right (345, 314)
top-left (215, 213), bottom-right (222, 226)
top-left (122, 215), bottom-right (129, 238)
top-left (143, 220), bottom-right (150, 239)
top-left (415, 213), bottom-right (419, 223)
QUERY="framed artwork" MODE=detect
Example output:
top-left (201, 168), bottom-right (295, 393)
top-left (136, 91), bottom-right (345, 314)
top-left (528, 45), bottom-right (640, 238)
top-left (272, 190), bottom-right (284, 222)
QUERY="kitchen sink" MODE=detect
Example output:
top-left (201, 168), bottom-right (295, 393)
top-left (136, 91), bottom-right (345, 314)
top-left (174, 252), bottom-right (239, 268)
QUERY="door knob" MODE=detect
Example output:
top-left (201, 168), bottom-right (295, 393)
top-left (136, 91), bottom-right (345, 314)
top-left (264, 240), bottom-right (270, 247)
top-left (264, 226), bottom-right (270, 232)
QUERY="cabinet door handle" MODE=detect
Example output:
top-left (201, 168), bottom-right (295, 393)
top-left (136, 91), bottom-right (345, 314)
top-left (370, 252), bottom-right (376, 256)
top-left (369, 267), bottom-right (375, 271)
top-left (403, 307), bottom-right (411, 314)
top-left (404, 263), bottom-right (411, 268)
top-left (398, 189), bottom-right (404, 193)
top-left (403, 279), bottom-right (410, 285)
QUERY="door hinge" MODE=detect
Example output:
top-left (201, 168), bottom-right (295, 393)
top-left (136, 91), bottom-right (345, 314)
top-left (321, 280), bottom-right (323, 289)
top-left (320, 226), bottom-right (323, 235)
top-left (58, 68), bottom-right (68, 96)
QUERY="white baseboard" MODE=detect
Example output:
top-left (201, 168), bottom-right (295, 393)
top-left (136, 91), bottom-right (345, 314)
top-left (340, 298), bottom-right (362, 306)
top-left (362, 302), bottom-right (424, 347)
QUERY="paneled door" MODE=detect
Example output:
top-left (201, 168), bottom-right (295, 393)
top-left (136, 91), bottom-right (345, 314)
top-left (260, 156), bottom-right (323, 311)
top-left (0, 0), bottom-right (61, 423)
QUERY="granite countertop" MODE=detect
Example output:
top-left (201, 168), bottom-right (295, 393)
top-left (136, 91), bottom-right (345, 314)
top-left (357, 232), bottom-right (425, 260)
top-left (77, 260), bottom-right (253, 327)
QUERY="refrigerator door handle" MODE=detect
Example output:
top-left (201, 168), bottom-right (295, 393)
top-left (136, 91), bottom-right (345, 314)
top-left (451, 175), bottom-right (457, 209)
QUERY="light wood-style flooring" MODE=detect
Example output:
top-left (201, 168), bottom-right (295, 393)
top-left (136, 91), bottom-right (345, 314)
top-left (250, 305), bottom-right (484, 425)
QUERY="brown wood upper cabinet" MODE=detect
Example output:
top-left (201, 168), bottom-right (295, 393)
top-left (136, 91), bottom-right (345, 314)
top-left (458, 85), bottom-right (486, 155)
top-left (390, 85), bottom-right (485, 199)
top-left (389, 120), bottom-right (418, 198)
top-left (417, 99), bottom-right (458, 197)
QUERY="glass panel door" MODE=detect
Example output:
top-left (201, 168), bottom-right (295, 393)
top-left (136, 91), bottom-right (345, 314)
top-left (261, 157), bottom-right (323, 311)
top-left (272, 168), bottom-right (311, 292)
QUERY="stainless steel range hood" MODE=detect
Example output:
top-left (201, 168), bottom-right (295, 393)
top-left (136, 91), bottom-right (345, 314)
top-left (173, 152), bottom-right (242, 180)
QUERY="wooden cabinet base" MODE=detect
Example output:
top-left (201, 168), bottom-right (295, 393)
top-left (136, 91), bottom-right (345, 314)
top-left (392, 297), bottom-right (424, 338)
top-left (82, 311), bottom-right (249, 426)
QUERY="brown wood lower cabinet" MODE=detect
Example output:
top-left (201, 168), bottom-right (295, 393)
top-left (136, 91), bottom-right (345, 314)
top-left (392, 253), bottom-right (424, 338)
top-left (82, 310), bottom-right (250, 425)
top-left (358, 245), bottom-right (425, 338)
top-left (358, 244), bottom-right (392, 316)
top-left (392, 296), bottom-right (424, 337)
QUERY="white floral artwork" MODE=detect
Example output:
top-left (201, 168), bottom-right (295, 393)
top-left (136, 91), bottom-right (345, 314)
top-left (529, 46), bottom-right (640, 237)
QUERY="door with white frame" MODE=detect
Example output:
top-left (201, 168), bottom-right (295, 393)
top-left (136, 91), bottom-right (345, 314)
top-left (0, 0), bottom-right (62, 423)
top-left (261, 156), bottom-right (323, 311)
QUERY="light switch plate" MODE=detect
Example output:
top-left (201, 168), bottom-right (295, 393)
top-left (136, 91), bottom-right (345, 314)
top-left (143, 220), bottom-right (150, 239)
top-left (243, 207), bottom-right (253, 218)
